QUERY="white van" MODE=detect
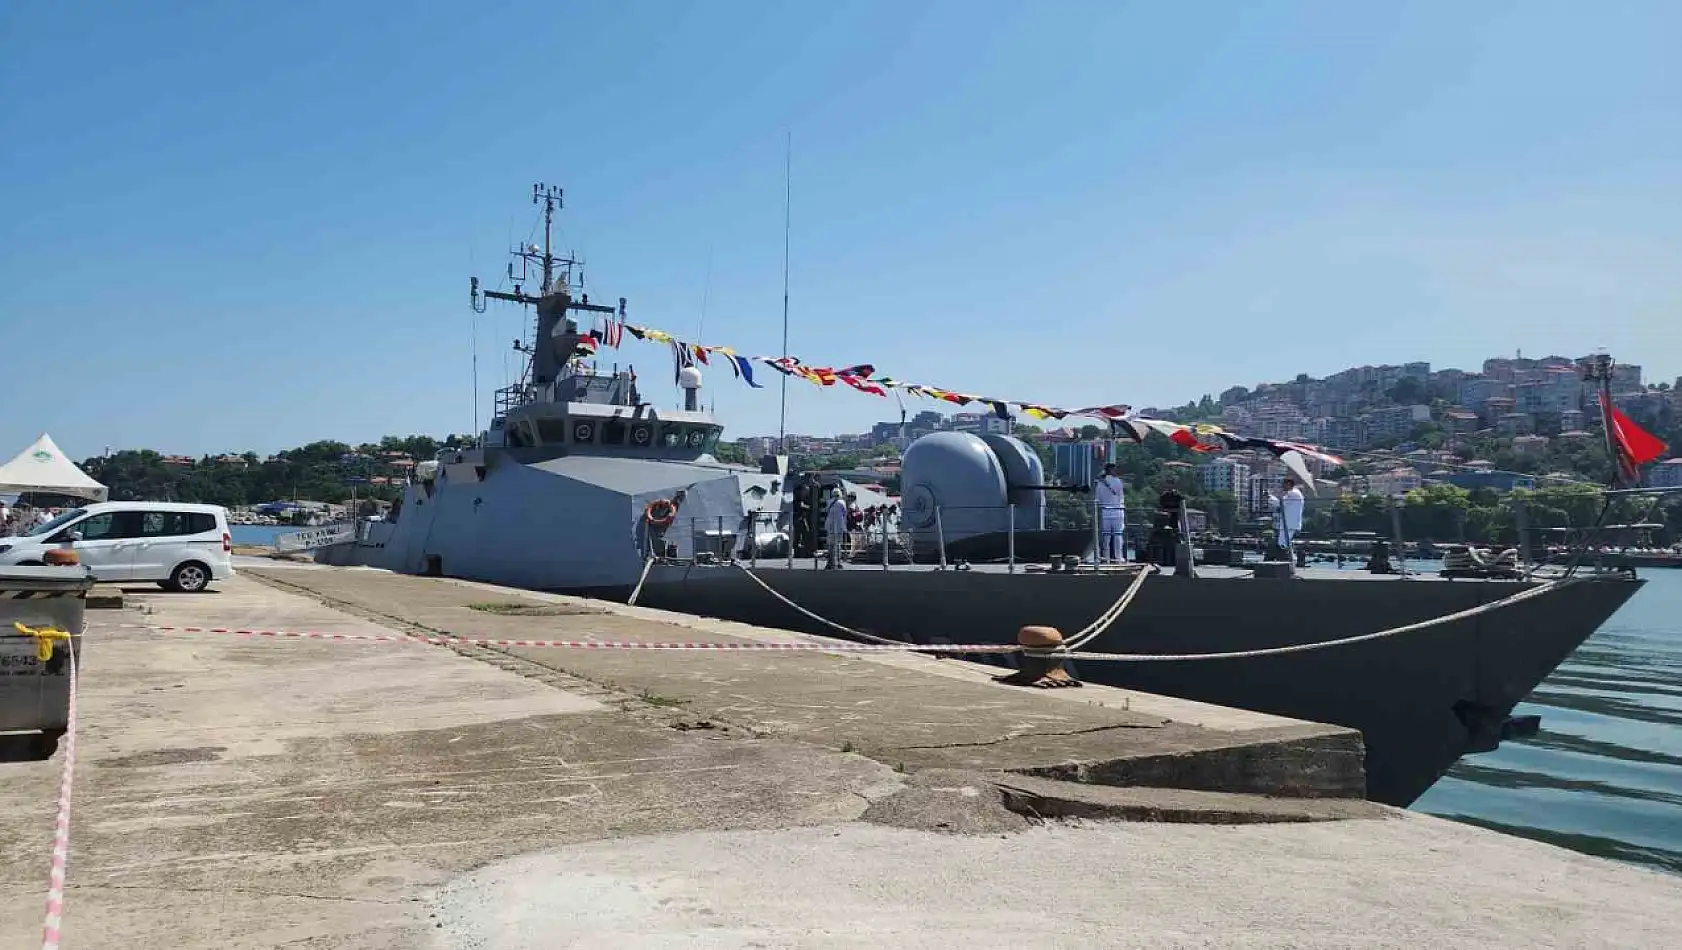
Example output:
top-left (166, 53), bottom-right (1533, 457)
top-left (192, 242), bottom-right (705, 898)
top-left (0, 502), bottom-right (234, 592)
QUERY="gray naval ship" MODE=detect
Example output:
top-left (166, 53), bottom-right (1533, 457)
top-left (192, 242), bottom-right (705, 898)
top-left (322, 188), bottom-right (1646, 807)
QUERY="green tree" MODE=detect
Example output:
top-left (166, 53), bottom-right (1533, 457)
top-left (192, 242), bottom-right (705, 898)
top-left (1046, 490), bottom-right (1094, 530)
top-left (1401, 483), bottom-right (1470, 540)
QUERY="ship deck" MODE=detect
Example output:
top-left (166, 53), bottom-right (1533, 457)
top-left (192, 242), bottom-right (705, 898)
top-left (745, 559), bottom-right (1561, 583)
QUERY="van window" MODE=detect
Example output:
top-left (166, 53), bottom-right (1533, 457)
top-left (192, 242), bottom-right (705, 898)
top-left (70, 511), bottom-right (145, 541)
top-left (140, 511), bottom-right (218, 537)
top-left (25, 509), bottom-right (84, 538)
top-left (72, 513), bottom-right (118, 541)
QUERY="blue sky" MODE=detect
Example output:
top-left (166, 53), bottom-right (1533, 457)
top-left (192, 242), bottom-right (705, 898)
top-left (3, 1), bottom-right (1678, 460)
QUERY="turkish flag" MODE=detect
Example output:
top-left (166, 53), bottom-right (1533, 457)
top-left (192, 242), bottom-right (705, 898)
top-left (1607, 402), bottom-right (1667, 466)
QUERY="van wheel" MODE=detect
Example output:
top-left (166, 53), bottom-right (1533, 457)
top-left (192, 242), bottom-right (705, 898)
top-left (168, 561), bottom-right (212, 593)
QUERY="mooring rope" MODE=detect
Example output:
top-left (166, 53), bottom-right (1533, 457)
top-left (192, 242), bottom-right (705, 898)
top-left (737, 562), bottom-right (1576, 665)
top-left (733, 564), bottom-right (907, 645)
top-left (1062, 566), bottom-right (1151, 651)
top-left (735, 561), bottom-right (1151, 652)
top-left (1046, 577), bottom-right (1573, 663)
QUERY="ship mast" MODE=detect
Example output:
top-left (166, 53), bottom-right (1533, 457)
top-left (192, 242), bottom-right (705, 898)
top-left (779, 133), bottom-right (791, 456)
top-left (469, 184), bottom-right (626, 417)
top-left (1583, 353), bottom-right (1628, 488)
top-left (538, 183), bottom-right (559, 293)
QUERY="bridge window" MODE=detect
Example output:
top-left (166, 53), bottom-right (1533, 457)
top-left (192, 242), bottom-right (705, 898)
top-left (602, 417), bottom-right (628, 445)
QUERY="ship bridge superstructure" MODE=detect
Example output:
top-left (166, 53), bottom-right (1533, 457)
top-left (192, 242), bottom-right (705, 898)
top-left (334, 183), bottom-right (789, 591)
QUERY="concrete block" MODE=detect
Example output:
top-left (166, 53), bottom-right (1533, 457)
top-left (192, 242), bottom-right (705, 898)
top-left (990, 773), bottom-right (1391, 825)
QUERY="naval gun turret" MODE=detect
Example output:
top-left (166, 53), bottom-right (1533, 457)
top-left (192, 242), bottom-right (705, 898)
top-left (898, 431), bottom-right (1082, 562)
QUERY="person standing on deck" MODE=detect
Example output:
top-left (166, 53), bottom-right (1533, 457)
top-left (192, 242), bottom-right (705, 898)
top-left (1271, 477), bottom-right (1305, 557)
top-left (824, 489), bottom-right (852, 569)
top-left (1094, 463), bottom-right (1126, 563)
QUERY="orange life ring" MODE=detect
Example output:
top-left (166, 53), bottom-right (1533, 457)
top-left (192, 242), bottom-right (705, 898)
top-left (644, 498), bottom-right (677, 528)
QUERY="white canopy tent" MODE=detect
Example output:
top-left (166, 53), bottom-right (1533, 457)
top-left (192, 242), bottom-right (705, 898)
top-left (0, 433), bottom-right (108, 503)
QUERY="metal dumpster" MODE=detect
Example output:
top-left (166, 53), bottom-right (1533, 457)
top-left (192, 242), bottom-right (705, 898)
top-left (0, 565), bottom-right (95, 759)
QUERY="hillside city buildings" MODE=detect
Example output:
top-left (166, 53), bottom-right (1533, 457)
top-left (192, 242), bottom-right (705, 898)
top-left (737, 353), bottom-right (1682, 506)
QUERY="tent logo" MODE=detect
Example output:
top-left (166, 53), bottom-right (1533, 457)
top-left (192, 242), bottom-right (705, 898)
top-left (31, 450), bottom-right (52, 462)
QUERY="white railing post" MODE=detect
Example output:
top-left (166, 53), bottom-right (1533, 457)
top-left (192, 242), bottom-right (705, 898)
top-left (1091, 495), bottom-right (1102, 565)
top-left (1007, 503), bottom-right (1017, 573)
top-left (935, 505), bottom-right (948, 570)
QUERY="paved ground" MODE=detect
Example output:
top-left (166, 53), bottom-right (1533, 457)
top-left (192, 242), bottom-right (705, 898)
top-left (0, 576), bottom-right (898, 949)
top-left (241, 566), bottom-right (1366, 799)
top-left (1, 569), bottom-right (1678, 949)
top-left (431, 820), bottom-right (1680, 949)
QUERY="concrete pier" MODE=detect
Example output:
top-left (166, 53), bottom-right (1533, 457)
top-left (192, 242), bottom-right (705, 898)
top-left (0, 566), bottom-right (1675, 948)
top-left (243, 566), bottom-right (1367, 800)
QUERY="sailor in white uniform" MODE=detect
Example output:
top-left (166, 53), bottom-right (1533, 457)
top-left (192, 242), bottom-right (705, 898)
top-left (1094, 463), bottom-right (1126, 563)
top-left (824, 490), bottom-right (852, 569)
top-left (1272, 477), bottom-right (1306, 555)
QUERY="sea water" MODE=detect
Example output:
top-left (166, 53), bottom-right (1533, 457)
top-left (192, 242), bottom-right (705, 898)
top-left (228, 524), bottom-right (299, 546)
top-left (1416, 569), bottom-right (1682, 874)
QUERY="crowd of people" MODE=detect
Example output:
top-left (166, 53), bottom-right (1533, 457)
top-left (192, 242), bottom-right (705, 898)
top-left (1, 502), bottom-right (65, 537)
top-left (822, 488), bottom-right (902, 568)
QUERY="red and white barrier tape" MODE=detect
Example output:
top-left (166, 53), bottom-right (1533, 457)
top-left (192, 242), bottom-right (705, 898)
top-left (111, 623), bottom-right (1021, 654)
top-left (41, 639), bottom-right (77, 950)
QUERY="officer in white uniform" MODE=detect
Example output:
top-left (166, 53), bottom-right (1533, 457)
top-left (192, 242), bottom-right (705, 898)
top-left (824, 490), bottom-right (852, 569)
top-left (1272, 476), bottom-right (1306, 554)
top-left (1094, 463), bottom-right (1126, 563)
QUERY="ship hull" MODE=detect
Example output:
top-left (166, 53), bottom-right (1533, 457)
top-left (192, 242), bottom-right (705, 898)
top-left (618, 564), bottom-right (1643, 806)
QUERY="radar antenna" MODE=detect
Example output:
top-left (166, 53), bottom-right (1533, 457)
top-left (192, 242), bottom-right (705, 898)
top-left (469, 184), bottom-right (629, 417)
top-left (1582, 353), bottom-right (1626, 487)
